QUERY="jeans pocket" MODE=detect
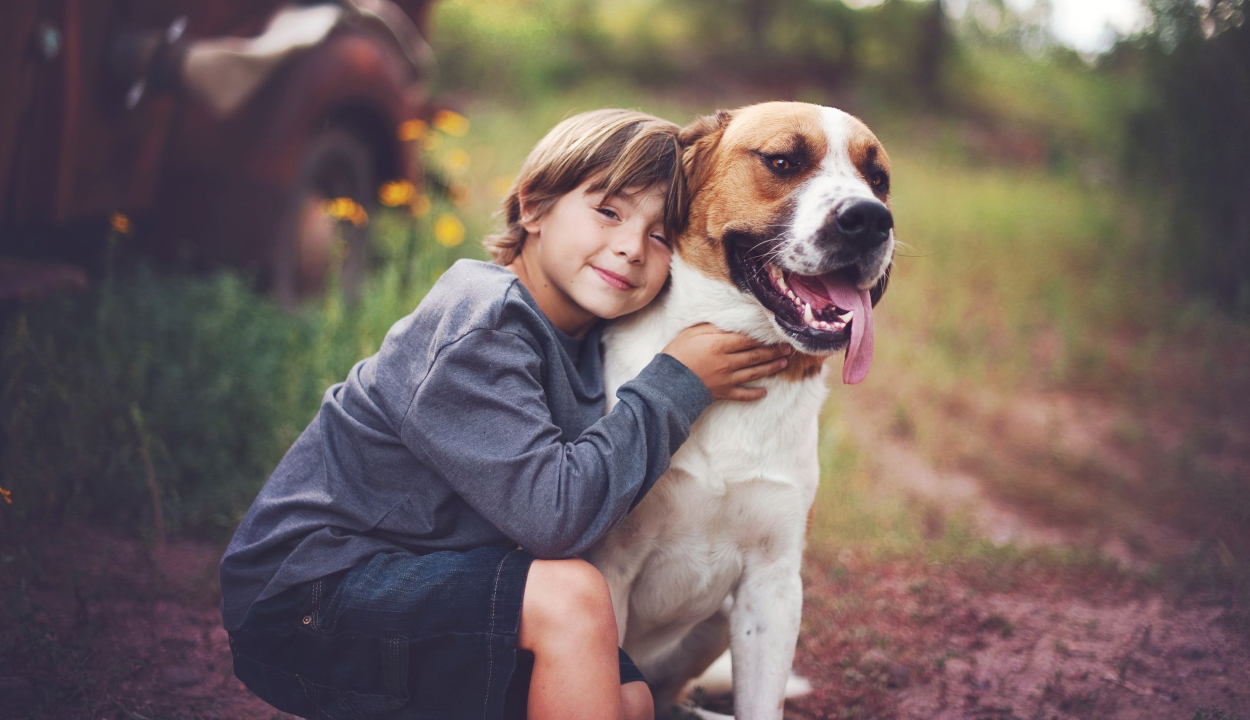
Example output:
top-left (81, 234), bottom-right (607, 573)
top-left (231, 629), bottom-right (409, 719)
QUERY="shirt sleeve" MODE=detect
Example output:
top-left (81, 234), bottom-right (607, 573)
top-left (398, 327), bottom-right (712, 558)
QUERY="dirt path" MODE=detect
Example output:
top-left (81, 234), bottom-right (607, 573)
top-left (1, 395), bottom-right (1246, 719)
top-left (0, 528), bottom-right (293, 720)
top-left (784, 555), bottom-right (1249, 719)
top-left (775, 384), bottom-right (1250, 719)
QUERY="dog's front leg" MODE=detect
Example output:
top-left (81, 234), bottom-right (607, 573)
top-left (729, 551), bottom-right (803, 719)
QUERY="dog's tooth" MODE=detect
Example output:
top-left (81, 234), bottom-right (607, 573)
top-left (803, 303), bottom-right (814, 324)
top-left (787, 289), bottom-right (797, 302)
top-left (769, 264), bottom-right (782, 280)
top-left (777, 273), bottom-right (788, 291)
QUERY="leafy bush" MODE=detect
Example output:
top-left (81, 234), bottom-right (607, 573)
top-left (0, 213), bottom-right (466, 539)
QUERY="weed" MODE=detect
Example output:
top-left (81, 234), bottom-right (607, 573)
top-left (1194, 708), bottom-right (1246, 720)
top-left (982, 613), bottom-right (1016, 639)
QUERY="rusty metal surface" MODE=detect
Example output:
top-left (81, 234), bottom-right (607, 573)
top-left (1, 0), bottom-right (435, 283)
top-left (148, 26), bottom-right (419, 272)
top-left (0, 0), bottom-right (41, 221)
top-left (2, 0), bottom-right (180, 226)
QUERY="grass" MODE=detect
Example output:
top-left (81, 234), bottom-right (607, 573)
top-left (0, 208), bottom-right (470, 540)
top-left (3, 86), bottom-right (1248, 602)
top-left (799, 100), bottom-right (1247, 595)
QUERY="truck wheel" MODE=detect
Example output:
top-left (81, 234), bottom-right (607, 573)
top-left (271, 127), bottom-right (375, 306)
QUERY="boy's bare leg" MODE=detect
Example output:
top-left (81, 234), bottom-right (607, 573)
top-left (622, 680), bottom-right (655, 720)
top-left (520, 559), bottom-right (635, 720)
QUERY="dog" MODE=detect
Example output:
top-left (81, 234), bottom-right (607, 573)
top-left (586, 101), bottom-right (894, 718)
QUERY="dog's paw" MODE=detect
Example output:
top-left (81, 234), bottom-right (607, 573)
top-left (674, 704), bottom-right (734, 720)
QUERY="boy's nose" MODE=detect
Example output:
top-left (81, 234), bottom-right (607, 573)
top-left (614, 231), bottom-right (647, 264)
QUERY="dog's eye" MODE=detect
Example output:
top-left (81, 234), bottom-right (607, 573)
top-left (870, 172), bottom-right (889, 190)
top-left (765, 155), bottom-right (796, 172)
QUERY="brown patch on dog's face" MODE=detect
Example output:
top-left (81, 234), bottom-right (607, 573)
top-left (847, 118), bottom-right (891, 205)
top-left (847, 117), bottom-right (894, 309)
top-left (678, 103), bottom-right (830, 285)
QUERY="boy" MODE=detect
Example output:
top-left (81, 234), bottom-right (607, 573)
top-left (220, 109), bottom-right (791, 720)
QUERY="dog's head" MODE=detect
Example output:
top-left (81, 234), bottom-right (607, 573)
top-left (677, 102), bottom-right (894, 384)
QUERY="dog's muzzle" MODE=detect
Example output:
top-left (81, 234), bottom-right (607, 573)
top-left (834, 199), bottom-right (893, 250)
top-left (809, 198), bottom-right (894, 284)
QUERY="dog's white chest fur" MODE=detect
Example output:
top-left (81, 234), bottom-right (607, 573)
top-left (586, 101), bottom-right (894, 716)
top-left (587, 257), bottom-right (827, 698)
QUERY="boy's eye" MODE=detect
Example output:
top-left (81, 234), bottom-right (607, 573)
top-left (596, 207), bottom-right (620, 221)
top-left (651, 233), bottom-right (671, 248)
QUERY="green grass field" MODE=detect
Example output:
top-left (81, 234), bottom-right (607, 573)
top-left (3, 88), bottom-right (1247, 592)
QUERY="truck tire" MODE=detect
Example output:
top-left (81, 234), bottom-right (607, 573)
top-left (270, 127), bottom-right (375, 306)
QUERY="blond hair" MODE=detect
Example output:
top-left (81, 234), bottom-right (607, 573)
top-left (484, 109), bottom-right (687, 265)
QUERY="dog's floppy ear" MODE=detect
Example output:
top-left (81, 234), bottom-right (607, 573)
top-left (680, 110), bottom-right (731, 195)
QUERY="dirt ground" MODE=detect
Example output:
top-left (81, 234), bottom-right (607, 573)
top-left (2, 521), bottom-right (1246, 720)
top-left (2, 386), bottom-right (1247, 720)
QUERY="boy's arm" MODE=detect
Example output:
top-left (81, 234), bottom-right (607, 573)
top-left (398, 327), bottom-right (711, 558)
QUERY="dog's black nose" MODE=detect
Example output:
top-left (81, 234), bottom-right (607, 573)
top-left (836, 200), bottom-right (893, 249)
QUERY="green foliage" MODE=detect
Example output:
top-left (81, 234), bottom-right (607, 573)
top-left (430, 0), bottom-right (956, 108)
top-left (430, 0), bottom-right (610, 98)
top-left (0, 214), bottom-right (467, 539)
top-left (1126, 0), bottom-right (1250, 314)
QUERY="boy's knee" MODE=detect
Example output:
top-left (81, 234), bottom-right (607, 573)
top-left (521, 558), bottom-right (615, 646)
top-left (622, 680), bottom-right (654, 720)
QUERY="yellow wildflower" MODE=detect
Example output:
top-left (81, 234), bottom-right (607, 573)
top-left (378, 180), bottom-right (416, 207)
top-left (433, 110), bottom-right (470, 137)
top-left (444, 148), bottom-right (471, 175)
top-left (433, 213), bottom-right (465, 247)
top-left (110, 213), bottom-right (132, 235)
top-left (398, 119), bottom-right (428, 142)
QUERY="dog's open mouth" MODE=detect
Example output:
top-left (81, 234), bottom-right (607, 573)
top-left (736, 249), bottom-right (876, 385)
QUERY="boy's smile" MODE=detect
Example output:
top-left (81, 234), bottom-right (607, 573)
top-left (509, 179), bottom-right (672, 338)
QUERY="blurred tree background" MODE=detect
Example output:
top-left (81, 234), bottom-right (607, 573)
top-left (435, 0), bottom-right (1248, 313)
top-left (1127, 0), bottom-right (1249, 312)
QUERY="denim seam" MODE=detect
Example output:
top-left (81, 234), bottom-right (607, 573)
top-left (483, 549), bottom-right (508, 720)
top-left (311, 578), bottom-right (323, 631)
top-left (385, 635), bottom-right (405, 699)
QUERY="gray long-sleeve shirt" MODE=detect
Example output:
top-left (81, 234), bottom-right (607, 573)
top-left (219, 260), bottom-right (712, 631)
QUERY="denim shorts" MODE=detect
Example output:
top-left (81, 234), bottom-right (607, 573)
top-left (228, 546), bottom-right (645, 720)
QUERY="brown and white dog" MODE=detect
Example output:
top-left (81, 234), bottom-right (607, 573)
top-left (587, 102), bottom-right (894, 718)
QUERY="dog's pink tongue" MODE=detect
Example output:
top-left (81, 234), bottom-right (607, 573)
top-left (817, 276), bottom-right (875, 384)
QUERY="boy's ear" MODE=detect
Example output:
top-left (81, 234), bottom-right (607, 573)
top-left (680, 110), bottom-right (731, 196)
top-left (517, 190), bottom-right (542, 235)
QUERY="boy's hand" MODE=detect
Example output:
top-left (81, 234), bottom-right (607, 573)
top-left (662, 324), bottom-right (793, 401)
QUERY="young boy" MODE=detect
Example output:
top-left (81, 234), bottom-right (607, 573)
top-left (220, 109), bottom-right (792, 720)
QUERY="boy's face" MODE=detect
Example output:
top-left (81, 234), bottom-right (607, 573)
top-left (516, 179), bottom-right (672, 337)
